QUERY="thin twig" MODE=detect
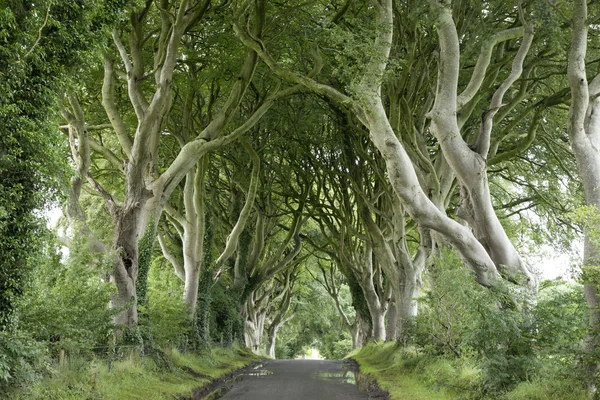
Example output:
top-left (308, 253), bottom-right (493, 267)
top-left (22, 5), bottom-right (51, 60)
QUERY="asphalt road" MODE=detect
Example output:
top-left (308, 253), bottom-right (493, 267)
top-left (218, 359), bottom-right (370, 400)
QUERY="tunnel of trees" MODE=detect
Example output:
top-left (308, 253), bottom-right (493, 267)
top-left (1, 0), bottom-right (600, 398)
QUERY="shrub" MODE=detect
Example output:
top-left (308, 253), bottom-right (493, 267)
top-left (146, 258), bottom-right (191, 349)
top-left (422, 359), bottom-right (457, 389)
top-left (414, 250), bottom-right (539, 395)
top-left (0, 330), bottom-right (50, 393)
top-left (18, 236), bottom-right (115, 357)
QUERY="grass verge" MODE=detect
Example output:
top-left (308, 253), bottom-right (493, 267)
top-left (9, 346), bottom-right (259, 400)
top-left (349, 342), bottom-right (589, 400)
top-left (350, 342), bottom-right (456, 400)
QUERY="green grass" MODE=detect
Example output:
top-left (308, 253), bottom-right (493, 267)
top-left (350, 342), bottom-right (457, 400)
top-left (9, 346), bottom-right (259, 400)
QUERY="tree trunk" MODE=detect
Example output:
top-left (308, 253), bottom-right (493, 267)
top-left (184, 265), bottom-right (200, 314)
top-left (397, 277), bottom-right (420, 339)
top-left (244, 315), bottom-right (265, 354)
top-left (359, 249), bottom-right (386, 342)
top-left (567, 0), bottom-right (600, 390)
top-left (266, 324), bottom-right (278, 358)
top-left (427, 0), bottom-right (535, 284)
top-left (350, 322), bottom-right (360, 350)
top-left (384, 297), bottom-right (398, 341)
top-left (368, 305), bottom-right (385, 342)
top-left (242, 293), bottom-right (266, 354)
top-left (112, 186), bottom-right (154, 327)
top-left (355, 316), bottom-right (369, 349)
top-left (363, 100), bottom-right (500, 287)
top-left (181, 164), bottom-right (206, 314)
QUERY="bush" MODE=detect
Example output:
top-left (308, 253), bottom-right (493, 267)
top-left (414, 250), bottom-right (539, 395)
top-left (0, 330), bottom-right (51, 393)
top-left (408, 250), bottom-right (593, 398)
top-left (146, 258), bottom-right (191, 349)
top-left (422, 359), bottom-right (457, 389)
top-left (18, 236), bottom-right (115, 357)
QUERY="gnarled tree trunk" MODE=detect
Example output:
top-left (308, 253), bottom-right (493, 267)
top-left (567, 0), bottom-right (600, 390)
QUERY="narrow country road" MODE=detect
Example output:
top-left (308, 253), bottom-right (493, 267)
top-left (218, 359), bottom-right (370, 399)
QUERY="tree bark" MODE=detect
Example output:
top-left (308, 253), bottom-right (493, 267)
top-left (242, 291), bottom-right (267, 353)
top-left (357, 243), bottom-right (386, 342)
top-left (428, 0), bottom-right (534, 284)
top-left (567, 0), bottom-right (600, 390)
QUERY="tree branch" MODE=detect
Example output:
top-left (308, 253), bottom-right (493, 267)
top-left (21, 5), bottom-right (50, 60)
top-left (457, 27), bottom-right (525, 110)
top-left (213, 138), bottom-right (260, 267)
top-left (157, 230), bottom-right (185, 281)
top-left (101, 55), bottom-right (133, 157)
top-left (475, 23), bottom-right (534, 158)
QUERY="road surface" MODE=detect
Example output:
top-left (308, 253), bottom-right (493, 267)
top-left (218, 359), bottom-right (370, 399)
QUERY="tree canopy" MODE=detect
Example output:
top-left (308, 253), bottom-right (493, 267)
top-left (1, 1), bottom-right (600, 399)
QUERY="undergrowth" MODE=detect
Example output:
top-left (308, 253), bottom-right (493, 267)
top-left (350, 342), bottom-right (588, 400)
top-left (8, 346), bottom-right (258, 400)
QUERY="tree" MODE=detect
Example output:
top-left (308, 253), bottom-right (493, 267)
top-left (310, 261), bottom-right (362, 349)
top-left (62, 0), bottom-right (296, 329)
top-left (0, 0), bottom-right (115, 330)
top-left (234, 0), bottom-right (520, 286)
top-left (265, 267), bottom-right (298, 358)
top-left (566, 0), bottom-right (600, 389)
top-left (158, 139), bottom-right (260, 314)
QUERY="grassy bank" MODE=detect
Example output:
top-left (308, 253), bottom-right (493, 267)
top-left (8, 346), bottom-right (259, 400)
top-left (351, 342), bottom-right (455, 400)
top-left (350, 342), bottom-right (588, 400)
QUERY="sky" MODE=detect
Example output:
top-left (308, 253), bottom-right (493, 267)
top-left (530, 243), bottom-right (581, 281)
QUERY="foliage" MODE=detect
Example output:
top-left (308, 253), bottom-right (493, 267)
top-left (18, 235), bottom-right (115, 357)
top-left (503, 379), bottom-right (588, 400)
top-left (0, 0), bottom-right (118, 331)
top-left (352, 342), bottom-right (588, 400)
top-left (414, 251), bottom-right (538, 393)
top-left (0, 0), bottom-right (596, 397)
top-left (146, 258), bottom-right (191, 349)
top-left (534, 279), bottom-right (587, 361)
top-left (409, 250), bottom-right (589, 397)
top-left (0, 232), bottom-right (114, 392)
top-left (351, 343), bottom-right (456, 400)
top-left (320, 331), bottom-right (352, 360)
top-left (209, 276), bottom-right (244, 347)
top-left (275, 274), bottom-right (351, 359)
top-left (0, 330), bottom-right (50, 394)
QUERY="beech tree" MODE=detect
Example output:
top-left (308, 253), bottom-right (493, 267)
top-left (232, 0), bottom-right (556, 289)
top-left (157, 139), bottom-right (260, 314)
top-left (311, 261), bottom-right (362, 349)
top-left (566, 0), bottom-right (600, 388)
top-left (264, 267), bottom-right (298, 358)
top-left (62, 0), bottom-right (299, 328)
top-left (233, 179), bottom-right (307, 351)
